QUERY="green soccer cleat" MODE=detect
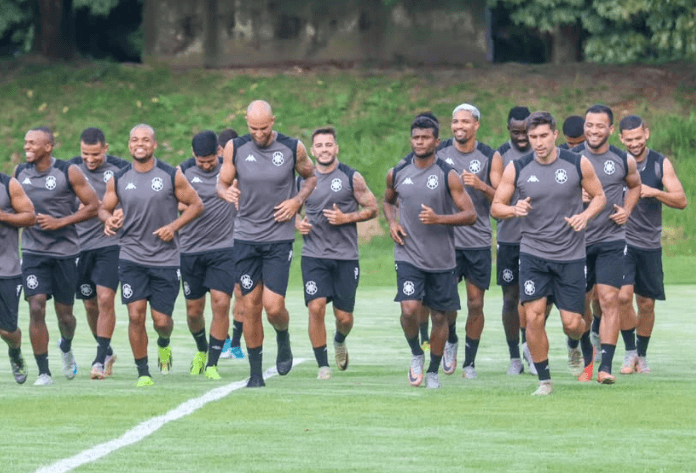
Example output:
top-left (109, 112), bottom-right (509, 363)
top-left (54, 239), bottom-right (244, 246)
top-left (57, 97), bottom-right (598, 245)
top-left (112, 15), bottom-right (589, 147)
top-left (190, 351), bottom-right (206, 375)
top-left (204, 365), bottom-right (221, 380)
top-left (158, 346), bottom-right (173, 375)
top-left (136, 375), bottom-right (154, 387)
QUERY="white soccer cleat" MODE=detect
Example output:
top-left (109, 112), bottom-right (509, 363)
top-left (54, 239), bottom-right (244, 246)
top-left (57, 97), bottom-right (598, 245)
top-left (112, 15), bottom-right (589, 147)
top-left (441, 341), bottom-right (458, 375)
top-left (425, 372), bottom-right (441, 389)
top-left (567, 346), bottom-right (583, 377)
top-left (522, 342), bottom-right (537, 375)
top-left (507, 358), bottom-right (524, 375)
top-left (61, 350), bottom-right (78, 380)
top-left (34, 373), bottom-right (54, 386)
top-left (462, 365), bottom-right (477, 379)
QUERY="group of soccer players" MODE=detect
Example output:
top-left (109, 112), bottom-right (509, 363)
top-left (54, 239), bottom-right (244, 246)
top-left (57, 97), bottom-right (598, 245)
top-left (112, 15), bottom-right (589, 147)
top-left (0, 98), bottom-right (686, 394)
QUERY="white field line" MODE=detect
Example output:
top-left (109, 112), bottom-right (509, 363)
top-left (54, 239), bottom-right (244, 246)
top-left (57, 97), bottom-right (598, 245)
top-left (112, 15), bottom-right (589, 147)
top-left (35, 359), bottom-right (306, 473)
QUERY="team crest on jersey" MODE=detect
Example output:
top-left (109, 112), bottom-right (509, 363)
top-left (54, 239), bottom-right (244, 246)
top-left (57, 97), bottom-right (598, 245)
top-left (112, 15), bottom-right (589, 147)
top-left (80, 284), bottom-right (93, 297)
top-left (523, 279), bottom-right (535, 296)
top-left (331, 178), bottom-right (342, 192)
top-left (604, 160), bottom-right (616, 175)
top-left (45, 176), bottom-right (57, 190)
top-left (403, 281), bottom-right (415, 296)
top-left (122, 284), bottom-right (133, 299)
top-left (183, 281), bottom-right (191, 296)
top-left (103, 170), bottom-right (114, 182)
top-left (26, 275), bottom-right (38, 290)
top-left (16, 285), bottom-right (22, 297)
top-left (469, 159), bottom-right (481, 174)
top-left (305, 281), bottom-right (318, 295)
top-left (426, 175), bottom-right (439, 190)
top-left (151, 177), bottom-right (164, 192)
top-left (502, 269), bottom-right (514, 283)
top-left (241, 274), bottom-right (253, 290)
top-left (354, 267), bottom-right (359, 280)
top-left (272, 152), bottom-right (285, 166)
top-left (555, 169), bottom-right (568, 184)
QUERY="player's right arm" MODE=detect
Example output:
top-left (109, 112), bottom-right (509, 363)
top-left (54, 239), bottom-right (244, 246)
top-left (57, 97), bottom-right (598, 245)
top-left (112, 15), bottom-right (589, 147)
top-left (99, 178), bottom-right (122, 236)
top-left (642, 157), bottom-right (688, 209)
top-left (0, 178), bottom-right (36, 227)
top-left (383, 168), bottom-right (406, 245)
top-left (217, 140), bottom-right (238, 204)
top-left (565, 156), bottom-right (606, 231)
top-left (491, 162), bottom-right (531, 219)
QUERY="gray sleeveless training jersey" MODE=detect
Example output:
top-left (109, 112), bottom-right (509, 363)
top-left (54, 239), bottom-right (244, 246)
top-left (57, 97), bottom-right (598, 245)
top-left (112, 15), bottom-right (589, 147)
top-left (114, 160), bottom-right (179, 267)
top-left (0, 173), bottom-right (21, 277)
top-left (232, 133), bottom-right (298, 243)
top-left (514, 149), bottom-right (586, 262)
top-left (393, 156), bottom-right (456, 272)
top-left (496, 141), bottom-right (529, 244)
top-left (437, 140), bottom-right (495, 249)
top-left (179, 157), bottom-right (236, 254)
top-left (70, 155), bottom-right (128, 251)
top-left (572, 143), bottom-right (628, 245)
top-left (15, 158), bottom-right (81, 257)
top-left (626, 149), bottom-right (664, 249)
top-left (299, 162), bottom-right (359, 260)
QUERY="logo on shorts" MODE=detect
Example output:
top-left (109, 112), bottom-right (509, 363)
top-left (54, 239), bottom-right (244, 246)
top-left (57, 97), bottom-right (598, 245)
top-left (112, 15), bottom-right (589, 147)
top-left (469, 160), bottom-right (481, 174)
top-left (354, 267), bottom-right (359, 280)
top-left (151, 177), bottom-right (164, 192)
top-left (523, 279), bottom-right (535, 296)
top-left (16, 285), bottom-right (22, 297)
top-left (176, 269), bottom-right (181, 280)
top-left (26, 275), bottom-right (38, 290)
top-left (403, 280), bottom-right (415, 296)
top-left (103, 170), bottom-right (114, 182)
top-left (584, 265), bottom-right (587, 278)
top-left (45, 176), bottom-right (57, 190)
top-left (305, 281), bottom-right (318, 295)
top-left (604, 160), bottom-right (616, 175)
top-left (183, 281), bottom-right (191, 296)
top-left (80, 284), bottom-right (93, 297)
top-left (330, 178), bottom-right (343, 192)
top-left (502, 269), bottom-right (514, 283)
top-left (288, 250), bottom-right (293, 261)
top-left (555, 169), bottom-right (568, 184)
top-left (241, 274), bottom-right (253, 290)
top-left (122, 284), bottom-right (133, 299)
top-left (272, 152), bottom-right (285, 166)
top-left (426, 175), bottom-right (439, 190)
top-left (624, 245), bottom-right (628, 256)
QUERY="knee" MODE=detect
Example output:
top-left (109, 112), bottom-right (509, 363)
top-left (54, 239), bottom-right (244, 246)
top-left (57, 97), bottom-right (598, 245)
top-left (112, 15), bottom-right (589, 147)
top-left (335, 311), bottom-right (352, 327)
top-left (152, 317), bottom-right (170, 333)
top-left (563, 316), bottom-right (584, 336)
top-left (467, 296), bottom-right (484, 315)
top-left (128, 310), bottom-right (146, 326)
top-left (97, 292), bottom-right (114, 311)
top-left (400, 302), bottom-right (420, 320)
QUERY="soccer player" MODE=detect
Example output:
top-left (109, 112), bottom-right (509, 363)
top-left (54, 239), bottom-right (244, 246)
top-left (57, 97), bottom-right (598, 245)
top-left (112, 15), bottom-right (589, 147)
top-left (617, 115), bottom-right (687, 374)
top-left (0, 171), bottom-right (36, 384)
top-left (69, 127), bottom-right (129, 380)
top-left (16, 126), bottom-right (99, 386)
top-left (217, 100), bottom-right (317, 387)
top-left (100, 124), bottom-right (203, 386)
top-left (559, 115), bottom-right (586, 149)
top-left (178, 130), bottom-right (238, 380)
top-left (436, 103), bottom-right (503, 379)
top-left (491, 111), bottom-right (606, 395)
top-left (384, 114), bottom-right (476, 389)
top-left (296, 126), bottom-right (378, 380)
top-left (570, 105), bottom-right (641, 384)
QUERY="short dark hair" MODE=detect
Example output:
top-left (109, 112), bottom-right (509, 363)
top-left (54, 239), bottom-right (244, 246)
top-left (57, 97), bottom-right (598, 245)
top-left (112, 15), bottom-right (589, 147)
top-left (80, 127), bottom-right (106, 146)
top-left (562, 115), bottom-right (585, 138)
top-left (411, 115), bottom-right (439, 138)
top-left (508, 106), bottom-right (531, 123)
top-left (586, 104), bottom-right (614, 125)
top-left (525, 112), bottom-right (556, 132)
top-left (619, 115), bottom-right (644, 132)
top-left (416, 111), bottom-right (439, 125)
top-left (311, 126), bottom-right (337, 144)
top-left (192, 130), bottom-right (218, 157)
top-left (31, 126), bottom-right (55, 145)
top-left (218, 128), bottom-right (238, 149)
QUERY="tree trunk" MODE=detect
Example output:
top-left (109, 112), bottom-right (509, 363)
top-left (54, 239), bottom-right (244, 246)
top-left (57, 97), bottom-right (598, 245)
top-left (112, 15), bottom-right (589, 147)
top-left (551, 24), bottom-right (580, 64)
top-left (33, 0), bottom-right (75, 59)
top-left (142, 0), bottom-right (159, 60)
top-left (204, 0), bottom-right (220, 68)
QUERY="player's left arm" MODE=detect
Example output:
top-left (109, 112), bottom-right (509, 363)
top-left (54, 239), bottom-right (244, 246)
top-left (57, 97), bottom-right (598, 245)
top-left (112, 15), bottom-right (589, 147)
top-left (643, 157), bottom-right (688, 209)
top-left (610, 156), bottom-right (641, 225)
top-left (37, 165), bottom-right (99, 231)
top-left (323, 172), bottom-right (378, 225)
top-left (487, 151), bottom-right (504, 195)
top-left (274, 141), bottom-right (317, 222)
top-left (0, 178), bottom-right (36, 227)
top-left (420, 170), bottom-right (476, 226)
top-left (154, 169), bottom-right (204, 242)
top-left (461, 151), bottom-right (501, 201)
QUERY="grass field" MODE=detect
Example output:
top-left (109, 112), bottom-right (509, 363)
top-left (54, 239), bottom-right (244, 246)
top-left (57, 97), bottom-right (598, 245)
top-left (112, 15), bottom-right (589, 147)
top-left (2, 282), bottom-right (695, 473)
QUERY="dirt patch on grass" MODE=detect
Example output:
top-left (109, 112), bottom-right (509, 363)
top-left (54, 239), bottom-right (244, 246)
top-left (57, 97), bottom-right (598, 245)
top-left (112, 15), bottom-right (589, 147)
top-left (358, 218), bottom-right (385, 243)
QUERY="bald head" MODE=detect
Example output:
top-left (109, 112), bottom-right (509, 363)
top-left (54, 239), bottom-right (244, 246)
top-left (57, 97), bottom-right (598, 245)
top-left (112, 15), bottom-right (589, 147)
top-left (245, 100), bottom-right (276, 147)
top-left (247, 100), bottom-right (273, 119)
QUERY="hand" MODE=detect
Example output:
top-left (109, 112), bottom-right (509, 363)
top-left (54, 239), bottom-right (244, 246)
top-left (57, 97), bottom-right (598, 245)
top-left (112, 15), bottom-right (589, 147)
top-left (513, 197), bottom-right (532, 218)
top-left (461, 171), bottom-right (481, 190)
top-left (112, 209), bottom-right (124, 228)
top-left (581, 188), bottom-right (590, 203)
top-left (274, 197), bottom-right (301, 222)
top-left (296, 216), bottom-right (312, 235)
top-left (640, 184), bottom-right (658, 199)
top-left (153, 224), bottom-right (176, 242)
top-left (564, 213), bottom-right (588, 231)
top-left (223, 179), bottom-right (240, 209)
top-left (418, 204), bottom-right (440, 225)
top-left (36, 213), bottom-right (63, 231)
top-left (323, 204), bottom-right (348, 226)
top-left (389, 221), bottom-right (407, 245)
top-left (104, 215), bottom-right (123, 236)
top-left (609, 204), bottom-right (629, 225)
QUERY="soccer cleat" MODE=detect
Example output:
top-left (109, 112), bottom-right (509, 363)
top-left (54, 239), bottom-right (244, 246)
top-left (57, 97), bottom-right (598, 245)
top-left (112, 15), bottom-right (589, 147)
top-left (620, 350), bottom-right (638, 375)
top-left (590, 331), bottom-right (602, 362)
top-left (10, 354), bottom-right (27, 384)
top-left (61, 349), bottom-right (78, 380)
top-left (421, 341), bottom-right (430, 352)
top-left (157, 346), bottom-right (172, 375)
top-left (334, 341), bottom-right (349, 371)
top-left (220, 338), bottom-right (233, 359)
top-left (635, 356), bottom-right (651, 374)
top-left (408, 354), bottom-right (425, 387)
top-left (276, 336), bottom-right (293, 376)
top-left (230, 346), bottom-right (245, 359)
top-left (462, 365), bottom-right (477, 379)
top-left (90, 363), bottom-right (106, 380)
top-left (104, 354), bottom-right (117, 376)
top-left (522, 342), bottom-right (537, 375)
top-left (532, 380), bottom-right (553, 396)
top-left (507, 358), bottom-right (524, 375)
top-left (425, 372), bottom-right (440, 389)
top-left (578, 360), bottom-right (594, 382)
top-left (34, 373), bottom-right (53, 386)
top-left (567, 346), bottom-right (583, 377)
top-left (204, 366), bottom-right (221, 380)
top-left (247, 373), bottom-right (265, 388)
top-left (441, 341), bottom-right (458, 375)
top-left (317, 366), bottom-right (332, 380)
top-left (597, 371), bottom-right (616, 384)
top-left (135, 375), bottom-right (154, 387)
top-left (190, 351), bottom-right (206, 375)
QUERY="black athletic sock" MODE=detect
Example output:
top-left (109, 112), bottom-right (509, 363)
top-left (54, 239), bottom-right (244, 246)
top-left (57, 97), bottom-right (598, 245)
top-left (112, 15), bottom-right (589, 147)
top-left (520, 328), bottom-right (526, 344)
top-left (463, 337), bottom-right (479, 368)
top-left (567, 337), bottom-right (579, 349)
top-left (96, 336), bottom-right (111, 365)
top-left (534, 359), bottom-right (551, 381)
top-left (206, 336), bottom-right (224, 367)
top-left (192, 329), bottom-right (208, 353)
top-left (135, 357), bottom-right (150, 377)
top-left (8, 347), bottom-right (21, 361)
top-left (621, 329), bottom-right (637, 351)
top-left (507, 339), bottom-right (520, 359)
top-left (35, 353), bottom-right (50, 376)
top-left (427, 353), bottom-right (442, 373)
top-left (157, 337), bottom-right (170, 348)
top-left (231, 320), bottom-right (243, 347)
top-left (248, 346), bottom-right (263, 376)
top-left (59, 337), bottom-right (72, 353)
top-left (636, 335), bottom-right (650, 357)
top-left (406, 335), bottom-right (424, 356)
top-left (419, 321), bottom-right (429, 345)
top-left (276, 328), bottom-right (289, 344)
top-left (448, 323), bottom-right (458, 344)
top-left (313, 345), bottom-right (329, 367)
top-left (580, 330), bottom-right (593, 367)
top-left (592, 316), bottom-right (601, 335)
top-left (334, 332), bottom-right (346, 344)
top-left (599, 343), bottom-right (616, 374)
